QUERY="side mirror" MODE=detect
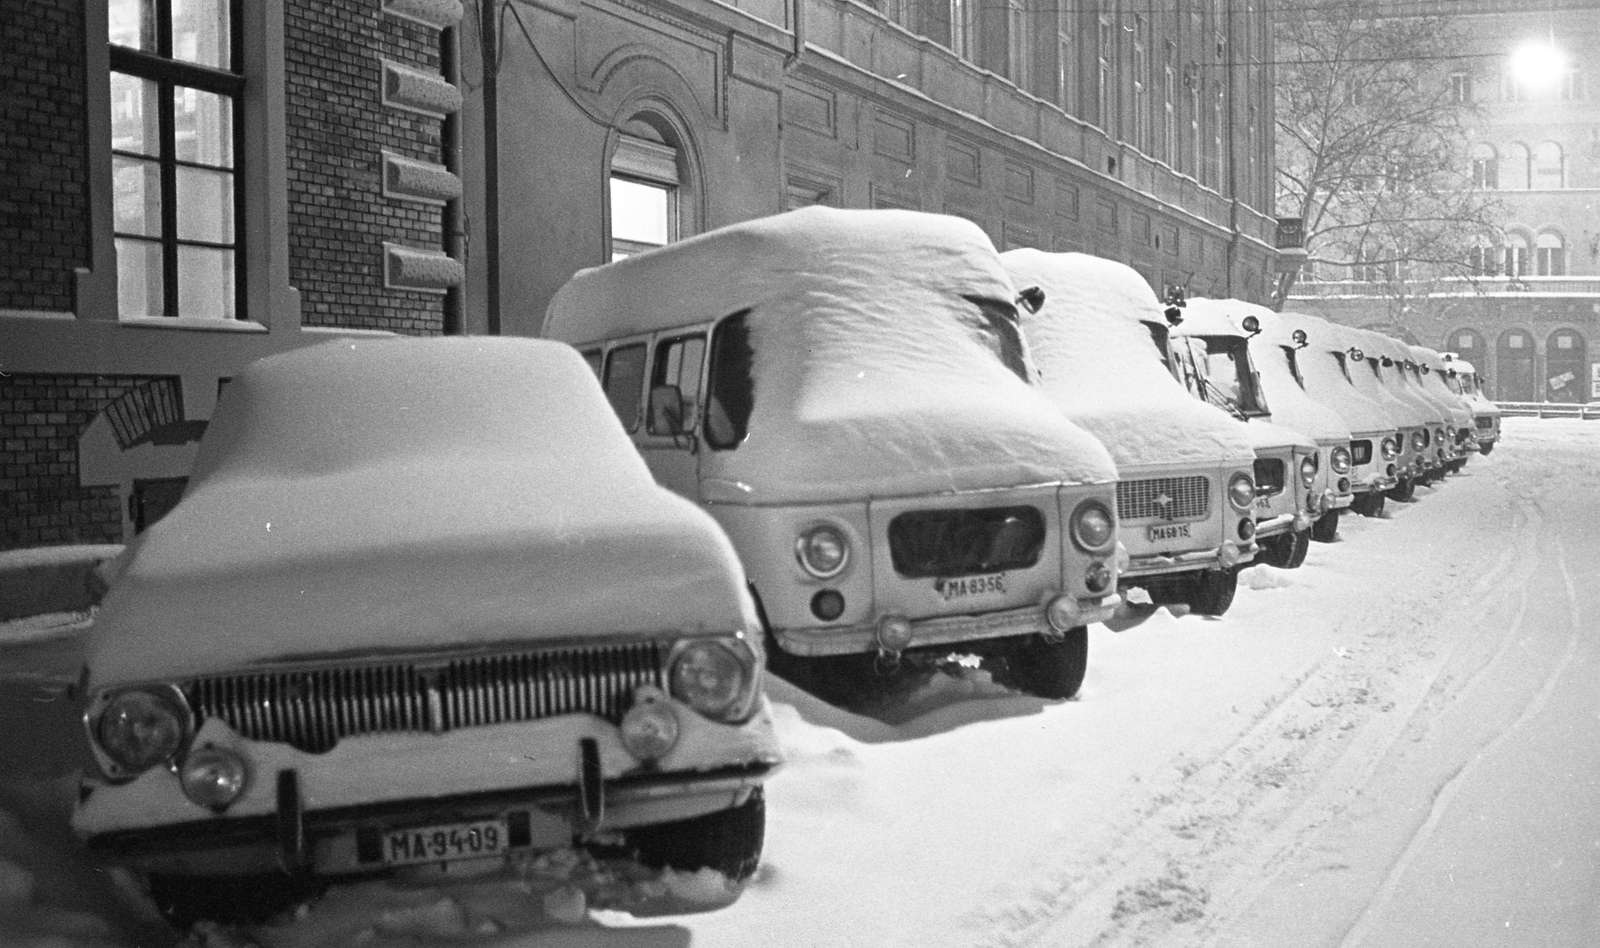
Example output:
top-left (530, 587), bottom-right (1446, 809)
top-left (1291, 329), bottom-right (1309, 348)
top-left (648, 383), bottom-right (691, 436)
top-left (1016, 285), bottom-right (1045, 315)
top-left (1240, 315), bottom-right (1261, 336)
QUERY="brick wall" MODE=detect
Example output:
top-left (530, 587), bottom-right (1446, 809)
top-left (0, 0), bottom-right (88, 312)
top-left (1, 374), bottom-right (149, 549)
top-left (285, 0), bottom-right (447, 334)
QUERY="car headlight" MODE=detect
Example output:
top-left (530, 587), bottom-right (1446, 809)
top-left (1381, 437), bottom-right (1399, 460)
top-left (668, 637), bottom-right (757, 722)
top-left (93, 686), bottom-right (191, 775)
top-left (1227, 473), bottom-right (1256, 511)
top-left (180, 746), bottom-right (249, 810)
top-left (1298, 454), bottom-right (1318, 488)
top-left (1331, 446), bottom-right (1352, 474)
top-left (1069, 499), bottom-right (1116, 553)
top-left (1412, 430), bottom-right (1427, 451)
top-left (795, 525), bottom-right (849, 578)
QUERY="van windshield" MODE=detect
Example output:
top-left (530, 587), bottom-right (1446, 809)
top-left (1172, 335), bottom-right (1269, 419)
top-left (705, 310), bottom-right (754, 450)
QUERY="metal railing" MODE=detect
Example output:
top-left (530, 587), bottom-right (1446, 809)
top-left (1495, 401), bottom-right (1600, 419)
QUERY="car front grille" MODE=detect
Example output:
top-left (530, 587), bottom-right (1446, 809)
top-left (887, 506), bottom-right (1046, 578)
top-left (186, 642), bottom-right (665, 753)
top-left (1253, 459), bottom-right (1285, 496)
top-left (1351, 440), bottom-right (1373, 465)
top-left (1116, 476), bottom-right (1210, 522)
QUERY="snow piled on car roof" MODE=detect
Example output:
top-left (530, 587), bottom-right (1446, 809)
top-left (1000, 250), bottom-right (1256, 470)
top-left (86, 337), bottom-right (755, 685)
top-left (545, 207), bottom-right (1117, 502)
top-left (1183, 299), bottom-right (1351, 444)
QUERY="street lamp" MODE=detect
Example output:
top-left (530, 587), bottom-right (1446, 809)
top-left (1508, 39), bottom-right (1568, 94)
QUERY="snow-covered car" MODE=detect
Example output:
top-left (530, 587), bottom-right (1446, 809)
top-left (1277, 312), bottom-right (1401, 519)
top-left (1442, 354), bottom-right (1502, 454)
top-left (1001, 251), bottom-right (1257, 616)
top-left (1327, 324), bottom-right (1432, 502)
top-left (544, 208), bottom-right (1122, 701)
top-left (72, 338), bottom-right (781, 925)
top-left (1411, 345), bottom-right (1476, 471)
top-left (1166, 301), bottom-right (1321, 566)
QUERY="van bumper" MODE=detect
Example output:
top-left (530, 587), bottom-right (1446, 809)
top-left (775, 594), bottom-right (1120, 656)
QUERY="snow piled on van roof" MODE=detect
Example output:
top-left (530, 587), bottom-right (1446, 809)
top-left (1356, 328), bottom-right (1448, 426)
top-left (1183, 299), bottom-right (1351, 444)
top-left (546, 208), bottom-right (1118, 502)
top-left (1296, 318), bottom-right (1427, 429)
top-left (87, 338), bottom-right (754, 685)
top-left (1270, 312), bottom-right (1395, 436)
top-left (1000, 250), bottom-right (1255, 470)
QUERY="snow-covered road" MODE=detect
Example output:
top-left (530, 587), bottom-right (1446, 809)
top-left (1, 417), bottom-right (1595, 947)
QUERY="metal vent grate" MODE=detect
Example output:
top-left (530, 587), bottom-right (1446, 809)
top-left (186, 642), bottom-right (665, 753)
top-left (1116, 476), bottom-right (1210, 522)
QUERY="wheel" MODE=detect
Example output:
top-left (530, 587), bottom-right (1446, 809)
top-left (995, 627), bottom-right (1089, 700)
top-left (1254, 529), bottom-right (1308, 569)
top-left (1310, 508), bottom-right (1340, 543)
top-left (1386, 476), bottom-right (1415, 502)
top-left (1479, 441), bottom-right (1495, 456)
top-left (146, 871), bottom-right (325, 929)
top-left (1352, 491), bottom-right (1386, 517)
top-left (1186, 568), bottom-right (1238, 617)
top-left (627, 786), bottom-right (766, 882)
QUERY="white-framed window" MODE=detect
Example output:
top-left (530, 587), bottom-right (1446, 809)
top-left (1536, 232), bottom-right (1565, 276)
top-left (1449, 70), bottom-right (1472, 103)
top-left (1470, 143), bottom-right (1499, 190)
top-left (1502, 233), bottom-right (1530, 277)
top-left (1534, 141), bottom-right (1564, 189)
top-left (609, 131), bottom-right (679, 260)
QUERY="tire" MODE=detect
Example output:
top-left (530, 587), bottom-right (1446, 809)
top-left (627, 786), bottom-right (766, 883)
top-left (998, 627), bottom-right (1089, 700)
top-left (1352, 491), bottom-right (1386, 518)
top-left (1386, 476), bottom-right (1415, 502)
top-left (1254, 529), bottom-right (1308, 569)
top-left (1310, 507), bottom-right (1340, 543)
top-left (1186, 568), bottom-right (1238, 617)
top-left (146, 871), bottom-right (324, 929)
top-left (1479, 441), bottom-right (1495, 456)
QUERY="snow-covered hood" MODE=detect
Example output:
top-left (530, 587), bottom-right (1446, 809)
top-left (1001, 250), bottom-right (1256, 470)
top-left (546, 208), bottom-right (1118, 502)
top-left (1361, 330), bottom-right (1446, 425)
top-left (1277, 313), bottom-right (1397, 435)
top-left (1183, 301), bottom-right (1351, 444)
top-left (87, 338), bottom-right (755, 686)
top-left (1321, 323), bottom-right (1429, 428)
top-left (1410, 345), bottom-right (1474, 424)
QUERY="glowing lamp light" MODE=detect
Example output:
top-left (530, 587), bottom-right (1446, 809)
top-left (1508, 40), bottom-right (1568, 93)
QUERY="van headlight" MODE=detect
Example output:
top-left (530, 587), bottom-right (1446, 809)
top-left (1069, 500), bottom-right (1116, 553)
top-left (1330, 446), bottom-right (1352, 474)
top-left (796, 525), bottom-right (849, 578)
top-left (668, 637), bottom-right (757, 722)
top-left (93, 686), bottom-right (191, 776)
top-left (1298, 454), bottom-right (1318, 488)
top-left (1412, 430), bottom-right (1428, 451)
top-left (1380, 437), bottom-right (1399, 460)
top-left (1227, 473), bottom-right (1256, 511)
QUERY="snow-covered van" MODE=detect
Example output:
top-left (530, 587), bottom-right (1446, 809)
top-left (1166, 300), bottom-right (1322, 565)
top-left (73, 338), bottom-right (781, 925)
top-left (1363, 330), bottom-right (1452, 484)
top-left (1277, 312), bottom-right (1401, 519)
top-left (1001, 251), bottom-right (1257, 616)
top-left (544, 208), bottom-right (1122, 701)
top-left (1442, 354), bottom-right (1502, 454)
top-left (1330, 324), bottom-right (1432, 502)
top-left (1411, 345), bottom-right (1476, 471)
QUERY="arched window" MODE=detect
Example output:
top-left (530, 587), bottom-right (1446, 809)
top-left (1448, 328), bottom-right (1486, 357)
top-left (1467, 234), bottom-right (1498, 275)
top-left (1535, 142), bottom-right (1565, 188)
top-left (1546, 329), bottom-right (1587, 403)
top-left (1496, 329), bottom-right (1535, 401)
top-left (1470, 142), bottom-right (1498, 189)
top-left (1502, 142), bottom-right (1531, 190)
top-left (608, 118), bottom-right (686, 260)
top-left (1502, 232), bottom-right (1530, 278)
top-left (1536, 232), bottom-right (1566, 276)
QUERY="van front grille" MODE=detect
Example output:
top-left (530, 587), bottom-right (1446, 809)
top-left (1117, 476), bottom-right (1210, 522)
top-left (1254, 459), bottom-right (1285, 496)
top-left (1351, 440), bottom-right (1373, 465)
top-left (1475, 415), bottom-right (1494, 429)
top-left (186, 642), bottom-right (665, 753)
top-left (888, 506), bottom-right (1046, 578)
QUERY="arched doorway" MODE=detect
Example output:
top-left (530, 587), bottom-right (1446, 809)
top-left (1496, 329), bottom-right (1536, 401)
top-left (1445, 327), bottom-right (1486, 361)
top-left (1546, 328), bottom-right (1587, 403)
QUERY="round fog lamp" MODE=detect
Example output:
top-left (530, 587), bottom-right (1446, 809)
top-left (810, 589), bottom-right (845, 621)
top-left (180, 746), bottom-right (249, 809)
top-left (1084, 561), bottom-right (1112, 594)
top-left (1237, 517), bottom-right (1255, 542)
top-left (621, 698), bottom-right (680, 761)
top-left (877, 615), bottom-right (914, 651)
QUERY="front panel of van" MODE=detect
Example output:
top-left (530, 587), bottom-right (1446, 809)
top-left (1115, 460), bottom-right (1255, 581)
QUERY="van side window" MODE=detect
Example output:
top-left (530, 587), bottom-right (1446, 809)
top-left (649, 333), bottom-right (706, 435)
top-left (580, 348), bottom-right (602, 378)
top-left (603, 343), bottom-right (648, 431)
top-left (706, 311), bottom-right (754, 450)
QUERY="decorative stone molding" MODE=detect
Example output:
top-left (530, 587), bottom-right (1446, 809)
top-left (384, 242), bottom-right (464, 293)
top-left (382, 0), bottom-right (463, 29)
top-left (382, 151), bottom-right (462, 204)
top-left (380, 59), bottom-right (463, 117)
